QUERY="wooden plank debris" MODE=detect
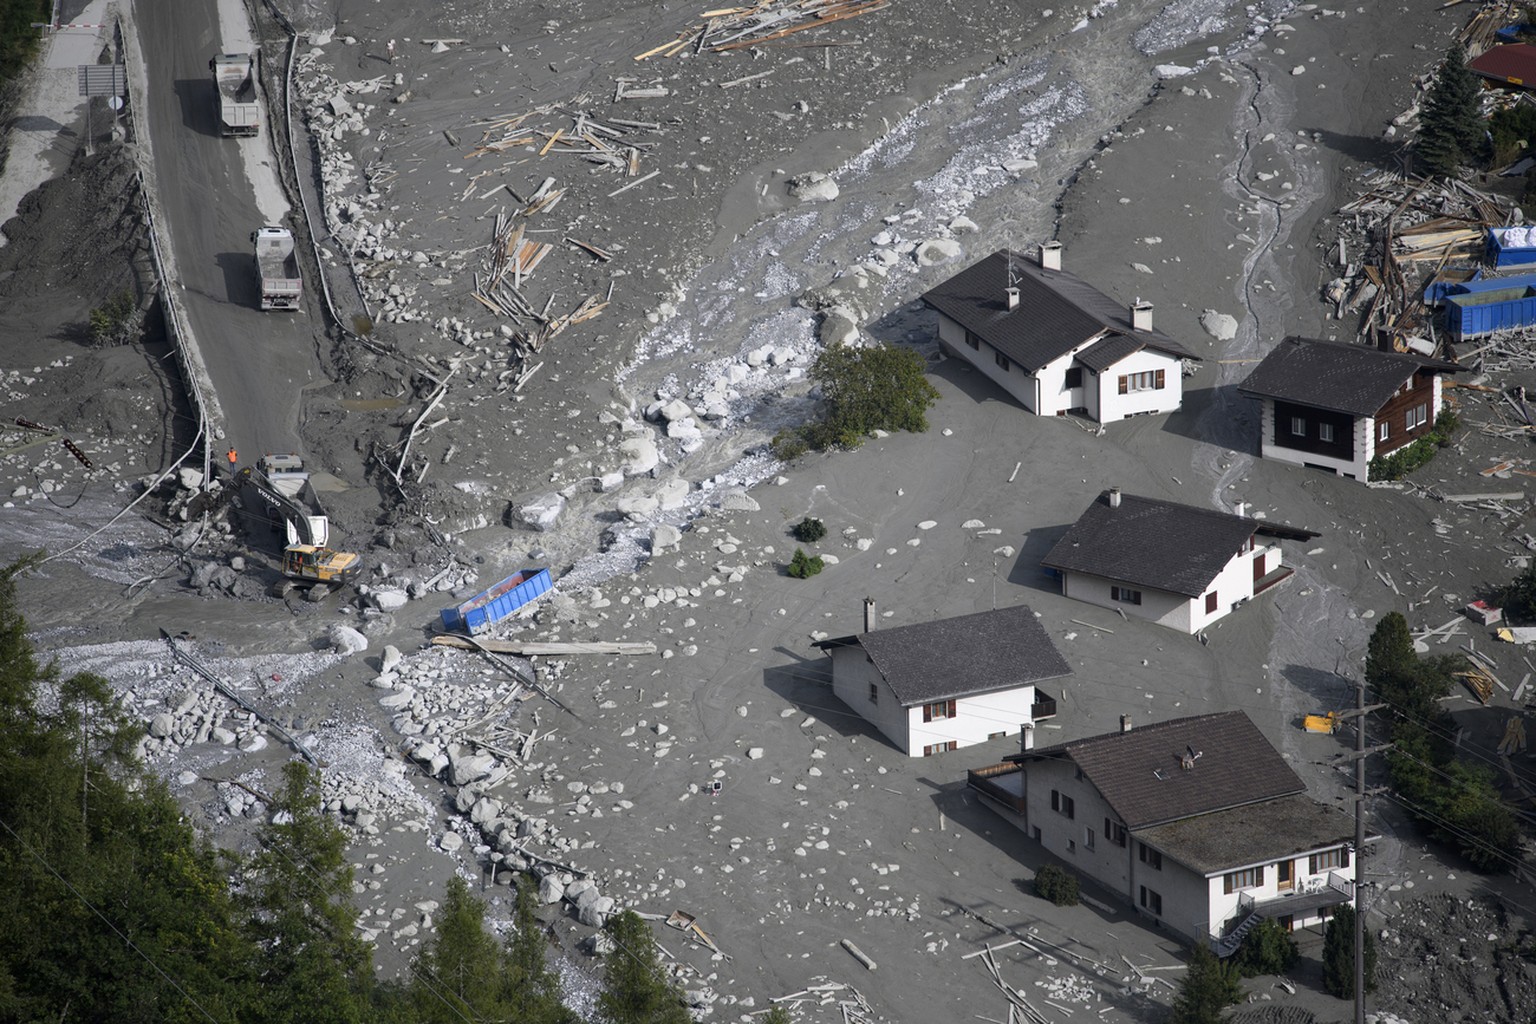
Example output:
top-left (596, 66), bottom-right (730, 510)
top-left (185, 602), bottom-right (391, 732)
top-left (431, 635), bottom-right (657, 656)
top-left (634, 0), bottom-right (890, 59)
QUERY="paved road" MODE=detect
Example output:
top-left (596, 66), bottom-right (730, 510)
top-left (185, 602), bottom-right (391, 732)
top-left (134, 0), bottom-right (317, 459)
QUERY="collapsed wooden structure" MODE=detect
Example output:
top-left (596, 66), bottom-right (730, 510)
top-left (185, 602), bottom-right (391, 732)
top-left (634, 0), bottom-right (889, 60)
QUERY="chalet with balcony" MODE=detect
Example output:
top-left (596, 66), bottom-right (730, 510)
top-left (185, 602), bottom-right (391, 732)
top-left (812, 603), bottom-right (1069, 757)
top-left (968, 711), bottom-right (1360, 950)
top-left (1236, 336), bottom-right (1465, 482)
top-left (922, 244), bottom-right (1199, 423)
top-left (1040, 488), bottom-right (1320, 635)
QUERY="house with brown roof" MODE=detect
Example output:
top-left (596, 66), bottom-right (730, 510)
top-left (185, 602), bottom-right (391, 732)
top-left (811, 603), bottom-right (1070, 757)
top-left (967, 711), bottom-right (1359, 950)
top-left (1236, 336), bottom-right (1465, 482)
top-left (922, 244), bottom-right (1198, 422)
top-left (1040, 488), bottom-right (1320, 635)
top-left (1469, 43), bottom-right (1536, 90)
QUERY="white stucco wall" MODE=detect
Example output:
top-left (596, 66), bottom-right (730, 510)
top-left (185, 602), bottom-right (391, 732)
top-left (1203, 846), bottom-right (1357, 939)
top-left (907, 685), bottom-right (1038, 755)
top-left (1059, 570), bottom-right (1195, 632)
top-left (1022, 758), bottom-right (1138, 894)
top-left (828, 646), bottom-right (911, 752)
top-left (1094, 347), bottom-right (1185, 422)
top-left (937, 315), bottom-right (1040, 412)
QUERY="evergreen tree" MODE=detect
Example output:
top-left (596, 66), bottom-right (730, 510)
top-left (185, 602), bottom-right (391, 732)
top-left (411, 876), bottom-right (509, 1024)
top-left (1322, 905), bottom-right (1376, 999)
top-left (241, 761), bottom-right (373, 1024)
top-left (506, 875), bottom-right (578, 1024)
top-left (1169, 944), bottom-right (1241, 1024)
top-left (599, 910), bottom-right (691, 1024)
top-left (1417, 45), bottom-right (1484, 177)
top-left (1364, 611), bottom-right (1415, 696)
top-left (1233, 918), bottom-right (1299, 978)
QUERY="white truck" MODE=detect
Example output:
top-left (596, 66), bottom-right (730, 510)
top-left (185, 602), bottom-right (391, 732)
top-left (251, 226), bottom-right (302, 311)
top-left (209, 52), bottom-right (260, 137)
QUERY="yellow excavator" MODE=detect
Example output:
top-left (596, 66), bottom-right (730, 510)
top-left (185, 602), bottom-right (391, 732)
top-left (238, 454), bottom-right (362, 586)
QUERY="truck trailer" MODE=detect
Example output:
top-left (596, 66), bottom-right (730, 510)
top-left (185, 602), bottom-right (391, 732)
top-left (251, 226), bottom-right (302, 311)
top-left (209, 52), bottom-right (261, 137)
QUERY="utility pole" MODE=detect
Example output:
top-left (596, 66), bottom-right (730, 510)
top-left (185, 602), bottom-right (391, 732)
top-left (1329, 680), bottom-right (1388, 1024)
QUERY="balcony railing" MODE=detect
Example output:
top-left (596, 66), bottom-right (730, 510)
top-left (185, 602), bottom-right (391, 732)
top-left (967, 763), bottom-right (1026, 814)
top-left (1031, 689), bottom-right (1057, 720)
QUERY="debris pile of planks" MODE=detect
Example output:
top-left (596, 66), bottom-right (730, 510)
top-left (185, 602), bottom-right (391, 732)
top-left (1456, 0), bottom-right (1525, 57)
top-left (767, 981), bottom-right (876, 1023)
top-left (1330, 170), bottom-right (1513, 350)
top-left (635, 0), bottom-right (888, 60)
top-left (466, 106), bottom-right (663, 177)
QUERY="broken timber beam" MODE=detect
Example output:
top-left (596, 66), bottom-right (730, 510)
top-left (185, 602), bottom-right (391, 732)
top-left (430, 636), bottom-right (657, 656)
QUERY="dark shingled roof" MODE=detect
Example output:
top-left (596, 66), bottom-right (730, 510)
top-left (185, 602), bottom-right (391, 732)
top-left (812, 605), bottom-right (1071, 706)
top-left (1009, 711), bottom-right (1305, 830)
top-left (1075, 334), bottom-right (1147, 373)
top-left (1236, 336), bottom-right (1465, 417)
top-left (1040, 490), bottom-right (1319, 599)
top-left (1133, 793), bottom-right (1356, 875)
top-left (922, 250), bottom-right (1197, 372)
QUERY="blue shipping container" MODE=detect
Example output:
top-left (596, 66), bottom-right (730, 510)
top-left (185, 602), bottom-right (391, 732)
top-left (1423, 268), bottom-right (1481, 305)
top-left (440, 568), bottom-right (552, 634)
top-left (1446, 275), bottom-right (1536, 339)
top-left (1487, 227), bottom-right (1536, 268)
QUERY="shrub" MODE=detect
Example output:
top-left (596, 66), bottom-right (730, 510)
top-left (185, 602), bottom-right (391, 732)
top-left (88, 289), bottom-right (143, 347)
top-left (1322, 905), bottom-right (1376, 999)
top-left (1033, 864), bottom-right (1079, 907)
top-left (787, 548), bottom-right (823, 579)
top-left (1171, 944), bottom-right (1242, 1024)
top-left (776, 343), bottom-right (940, 456)
top-left (1367, 407), bottom-right (1460, 481)
top-left (771, 428), bottom-right (810, 462)
top-left (1233, 918), bottom-right (1299, 978)
top-left (790, 516), bottom-right (827, 543)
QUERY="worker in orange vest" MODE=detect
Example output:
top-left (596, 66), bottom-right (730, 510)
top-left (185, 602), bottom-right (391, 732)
top-left (226, 447), bottom-right (238, 465)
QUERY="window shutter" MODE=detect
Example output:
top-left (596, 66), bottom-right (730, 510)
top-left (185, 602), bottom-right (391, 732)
top-left (948, 699), bottom-right (957, 719)
top-left (1118, 374), bottom-right (1128, 395)
top-left (1341, 847), bottom-right (1351, 869)
top-left (1154, 368), bottom-right (1165, 389)
top-left (923, 704), bottom-right (932, 723)
top-left (1308, 853), bottom-right (1317, 874)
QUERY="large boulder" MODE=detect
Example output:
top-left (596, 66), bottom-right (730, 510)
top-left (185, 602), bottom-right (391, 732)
top-left (787, 172), bottom-right (839, 203)
top-left (512, 492), bottom-right (565, 532)
top-left (1199, 309), bottom-right (1239, 342)
top-left (915, 238), bottom-right (962, 267)
top-left (538, 874), bottom-right (566, 905)
top-left (329, 624), bottom-right (369, 655)
top-left (619, 436), bottom-right (660, 476)
top-left (449, 752), bottom-right (497, 786)
top-left (148, 713), bottom-right (174, 739)
top-left (371, 588), bottom-right (409, 612)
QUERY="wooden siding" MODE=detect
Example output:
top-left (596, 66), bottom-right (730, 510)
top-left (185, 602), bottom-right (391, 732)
top-left (1271, 400), bottom-right (1355, 460)
top-left (1372, 369), bottom-right (1436, 457)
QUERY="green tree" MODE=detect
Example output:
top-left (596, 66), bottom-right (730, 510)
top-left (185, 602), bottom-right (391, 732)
top-left (774, 343), bottom-right (940, 457)
top-left (787, 548), bottom-right (824, 579)
top-left (410, 876), bottom-right (508, 1024)
top-left (241, 761), bottom-right (373, 1024)
top-left (505, 875), bottom-right (577, 1024)
top-left (1417, 45), bottom-right (1484, 176)
top-left (1033, 864), bottom-right (1080, 906)
top-left (599, 910), bottom-right (690, 1024)
top-left (1322, 905), bottom-right (1376, 999)
top-left (0, 0), bottom-right (49, 84)
top-left (1169, 943), bottom-right (1241, 1024)
top-left (1232, 918), bottom-right (1299, 978)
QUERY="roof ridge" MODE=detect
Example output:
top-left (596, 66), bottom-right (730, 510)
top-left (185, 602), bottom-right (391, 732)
top-left (1064, 709), bottom-right (1244, 750)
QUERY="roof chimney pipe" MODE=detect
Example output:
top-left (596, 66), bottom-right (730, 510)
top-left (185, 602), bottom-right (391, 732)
top-left (1120, 714), bottom-right (1133, 734)
top-left (1234, 500), bottom-right (1248, 518)
top-left (1006, 286), bottom-right (1020, 311)
top-left (1039, 240), bottom-right (1062, 271)
top-left (1131, 299), bottom-right (1153, 332)
top-left (863, 596), bottom-right (877, 633)
top-left (1109, 487), bottom-right (1122, 509)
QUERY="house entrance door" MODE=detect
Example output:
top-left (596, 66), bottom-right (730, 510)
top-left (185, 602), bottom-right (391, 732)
top-left (1277, 859), bottom-right (1293, 891)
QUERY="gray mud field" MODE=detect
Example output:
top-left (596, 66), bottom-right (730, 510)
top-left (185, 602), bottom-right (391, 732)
top-left (3, 0), bottom-right (1536, 1021)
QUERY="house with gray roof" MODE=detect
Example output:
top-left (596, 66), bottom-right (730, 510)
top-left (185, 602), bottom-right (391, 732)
top-left (811, 603), bottom-right (1070, 757)
top-left (1236, 336), bottom-right (1465, 481)
top-left (966, 711), bottom-right (1359, 950)
top-left (1041, 488), bottom-right (1319, 635)
top-left (922, 243), bottom-right (1198, 422)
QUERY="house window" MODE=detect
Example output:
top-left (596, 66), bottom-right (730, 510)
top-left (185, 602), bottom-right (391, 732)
top-left (965, 330), bottom-right (980, 350)
top-left (1407, 403), bottom-right (1428, 430)
top-left (1309, 848), bottom-right (1350, 873)
top-left (868, 682), bottom-right (878, 704)
top-left (1111, 586), bottom-right (1142, 605)
top-left (1378, 421), bottom-right (1389, 442)
top-left (1050, 790), bottom-right (1075, 819)
top-left (1319, 423), bottom-right (1335, 443)
top-left (1223, 866), bottom-right (1263, 894)
top-left (1118, 369), bottom-right (1165, 394)
top-left (1084, 827), bottom-right (1095, 851)
top-left (1290, 416), bottom-right (1306, 436)
top-left (995, 351), bottom-right (1011, 372)
top-left (1205, 592), bottom-right (1219, 614)
top-left (922, 741), bottom-right (958, 756)
top-left (1138, 842), bottom-right (1161, 870)
top-left (1105, 818), bottom-right (1127, 847)
top-left (1067, 839), bottom-right (1076, 854)
top-left (1139, 886), bottom-right (1162, 916)
top-left (922, 699), bottom-right (957, 723)
top-left (1065, 366), bottom-right (1083, 388)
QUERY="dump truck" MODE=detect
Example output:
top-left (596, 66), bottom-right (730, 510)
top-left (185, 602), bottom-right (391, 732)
top-left (251, 226), bottom-right (302, 310)
top-left (238, 454), bottom-right (362, 586)
top-left (209, 52), bottom-right (261, 137)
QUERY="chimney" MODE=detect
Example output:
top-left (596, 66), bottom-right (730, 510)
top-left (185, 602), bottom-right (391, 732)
top-left (1234, 500), bottom-right (1248, 518)
top-left (1120, 714), bottom-right (1133, 734)
top-left (863, 596), bottom-right (877, 633)
top-left (1130, 299), bottom-right (1153, 332)
top-left (1108, 487), bottom-right (1122, 509)
top-left (1006, 286), bottom-right (1020, 311)
top-left (1020, 722), bottom-right (1036, 752)
top-left (1039, 240), bottom-right (1062, 271)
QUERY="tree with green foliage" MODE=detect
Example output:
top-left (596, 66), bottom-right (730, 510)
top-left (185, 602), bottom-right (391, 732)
top-left (1417, 45), bottom-right (1485, 177)
top-left (1322, 905), bottom-right (1376, 999)
top-left (1033, 864), bottom-right (1080, 906)
top-left (790, 516), bottom-right (827, 543)
top-left (599, 910), bottom-right (691, 1024)
top-left (1170, 943), bottom-right (1242, 1024)
top-left (505, 875), bottom-right (578, 1024)
top-left (0, 0), bottom-right (49, 85)
top-left (1232, 918), bottom-right (1299, 978)
top-left (1501, 558), bottom-right (1536, 623)
top-left (241, 761), bottom-right (374, 1024)
top-left (787, 547), bottom-right (824, 579)
top-left (773, 342), bottom-right (940, 458)
top-left (410, 876), bottom-right (509, 1024)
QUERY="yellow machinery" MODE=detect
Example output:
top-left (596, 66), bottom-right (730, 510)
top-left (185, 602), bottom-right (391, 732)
top-left (1303, 711), bottom-right (1340, 734)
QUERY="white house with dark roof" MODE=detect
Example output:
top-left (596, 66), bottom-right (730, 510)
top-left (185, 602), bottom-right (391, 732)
top-left (967, 711), bottom-right (1360, 950)
top-left (922, 243), bottom-right (1199, 422)
top-left (1040, 488), bottom-right (1319, 635)
top-left (1236, 336), bottom-right (1466, 481)
top-left (812, 603), bottom-right (1070, 757)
